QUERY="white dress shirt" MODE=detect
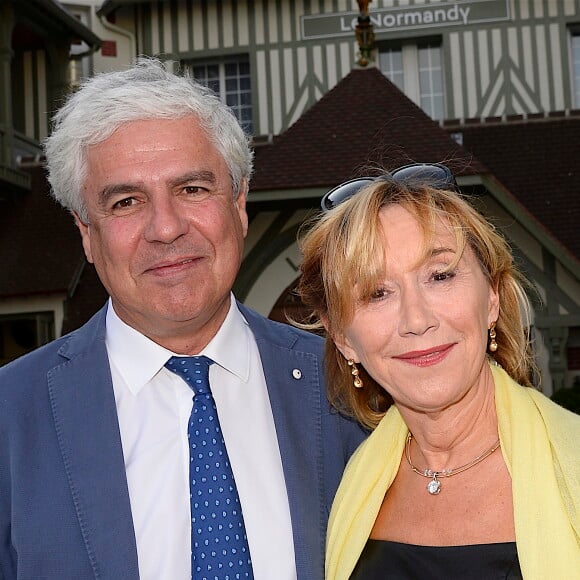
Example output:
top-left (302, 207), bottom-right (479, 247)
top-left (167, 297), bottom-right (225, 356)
top-left (105, 295), bottom-right (297, 579)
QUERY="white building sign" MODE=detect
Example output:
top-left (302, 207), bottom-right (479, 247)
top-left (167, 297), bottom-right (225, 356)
top-left (301, 0), bottom-right (510, 40)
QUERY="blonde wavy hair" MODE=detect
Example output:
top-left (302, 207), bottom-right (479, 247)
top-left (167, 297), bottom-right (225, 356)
top-left (297, 177), bottom-right (536, 430)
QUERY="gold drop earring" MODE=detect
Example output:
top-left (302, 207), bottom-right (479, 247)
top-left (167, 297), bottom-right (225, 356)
top-left (347, 359), bottom-right (363, 388)
top-left (488, 322), bottom-right (498, 353)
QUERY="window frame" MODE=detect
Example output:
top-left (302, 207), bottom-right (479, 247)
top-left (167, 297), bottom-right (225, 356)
top-left (183, 55), bottom-right (253, 134)
top-left (377, 37), bottom-right (445, 121)
top-left (569, 28), bottom-right (580, 108)
top-left (0, 311), bottom-right (54, 365)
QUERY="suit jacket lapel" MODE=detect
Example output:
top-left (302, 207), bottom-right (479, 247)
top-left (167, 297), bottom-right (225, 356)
top-left (241, 305), bottom-right (325, 580)
top-left (48, 306), bottom-right (139, 579)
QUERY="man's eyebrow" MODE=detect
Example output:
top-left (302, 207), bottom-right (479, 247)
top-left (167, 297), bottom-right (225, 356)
top-left (168, 170), bottom-right (217, 189)
top-left (96, 171), bottom-right (218, 205)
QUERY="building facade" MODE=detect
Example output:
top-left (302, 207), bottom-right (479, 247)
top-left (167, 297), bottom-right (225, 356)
top-left (0, 0), bottom-right (100, 365)
top-left (88, 0), bottom-right (580, 131)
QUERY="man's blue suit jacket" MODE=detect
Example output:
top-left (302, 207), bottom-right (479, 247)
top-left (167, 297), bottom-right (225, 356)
top-left (0, 303), bottom-right (366, 579)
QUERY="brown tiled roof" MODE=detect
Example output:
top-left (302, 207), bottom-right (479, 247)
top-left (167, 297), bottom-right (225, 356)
top-left (251, 67), bottom-right (485, 191)
top-left (456, 116), bottom-right (580, 262)
top-left (0, 166), bottom-right (85, 298)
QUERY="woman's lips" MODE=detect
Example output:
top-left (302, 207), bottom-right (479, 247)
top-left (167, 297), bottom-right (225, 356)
top-left (393, 343), bottom-right (455, 367)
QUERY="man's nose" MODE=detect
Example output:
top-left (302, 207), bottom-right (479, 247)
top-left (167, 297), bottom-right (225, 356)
top-left (144, 196), bottom-right (189, 244)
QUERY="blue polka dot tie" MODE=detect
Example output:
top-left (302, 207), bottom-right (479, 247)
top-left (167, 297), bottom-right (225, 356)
top-left (165, 356), bottom-right (254, 580)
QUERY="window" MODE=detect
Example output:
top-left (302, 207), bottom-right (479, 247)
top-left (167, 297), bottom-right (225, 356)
top-left (572, 33), bottom-right (580, 107)
top-left (0, 312), bottom-right (54, 366)
top-left (379, 49), bottom-right (404, 92)
top-left (418, 44), bottom-right (444, 121)
top-left (186, 58), bottom-right (253, 134)
top-left (379, 41), bottom-right (445, 121)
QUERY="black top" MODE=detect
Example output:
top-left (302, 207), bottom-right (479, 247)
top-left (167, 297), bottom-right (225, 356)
top-left (350, 539), bottom-right (522, 579)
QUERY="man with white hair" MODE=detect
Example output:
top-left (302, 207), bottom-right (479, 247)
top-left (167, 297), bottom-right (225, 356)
top-left (0, 59), bottom-right (365, 580)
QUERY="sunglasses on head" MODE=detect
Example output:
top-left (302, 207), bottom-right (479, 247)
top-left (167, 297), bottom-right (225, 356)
top-left (320, 163), bottom-right (457, 212)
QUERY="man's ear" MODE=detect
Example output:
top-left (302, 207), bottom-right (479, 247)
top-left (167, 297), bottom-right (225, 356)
top-left (235, 179), bottom-right (249, 238)
top-left (73, 212), bottom-right (94, 264)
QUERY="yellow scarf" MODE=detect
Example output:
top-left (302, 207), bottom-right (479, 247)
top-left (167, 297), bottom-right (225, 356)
top-left (326, 363), bottom-right (580, 579)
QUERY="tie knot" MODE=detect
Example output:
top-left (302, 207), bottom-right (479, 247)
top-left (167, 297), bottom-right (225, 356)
top-left (165, 355), bottom-right (214, 396)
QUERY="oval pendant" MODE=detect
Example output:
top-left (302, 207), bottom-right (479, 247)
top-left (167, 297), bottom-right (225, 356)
top-left (427, 479), bottom-right (441, 495)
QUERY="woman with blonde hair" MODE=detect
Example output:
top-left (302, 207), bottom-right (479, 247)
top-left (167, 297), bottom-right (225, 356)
top-left (298, 164), bottom-right (580, 579)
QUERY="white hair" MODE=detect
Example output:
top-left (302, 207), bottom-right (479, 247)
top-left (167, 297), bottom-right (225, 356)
top-left (44, 57), bottom-right (253, 222)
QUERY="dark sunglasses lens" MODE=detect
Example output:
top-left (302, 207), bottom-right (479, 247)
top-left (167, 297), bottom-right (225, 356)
top-left (391, 164), bottom-right (453, 189)
top-left (321, 178), bottom-right (375, 211)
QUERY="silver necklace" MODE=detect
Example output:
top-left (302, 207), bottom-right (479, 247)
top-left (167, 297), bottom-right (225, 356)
top-left (405, 432), bottom-right (501, 495)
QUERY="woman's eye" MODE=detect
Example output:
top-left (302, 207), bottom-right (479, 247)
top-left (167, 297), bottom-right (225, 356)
top-left (433, 270), bottom-right (455, 282)
top-left (369, 288), bottom-right (389, 301)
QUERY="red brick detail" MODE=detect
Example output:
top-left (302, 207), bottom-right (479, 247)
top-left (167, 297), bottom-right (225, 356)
top-left (101, 40), bottom-right (117, 57)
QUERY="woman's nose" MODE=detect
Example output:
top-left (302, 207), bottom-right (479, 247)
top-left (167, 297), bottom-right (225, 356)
top-left (397, 285), bottom-right (438, 336)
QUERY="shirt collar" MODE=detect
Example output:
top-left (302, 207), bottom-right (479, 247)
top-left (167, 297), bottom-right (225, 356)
top-left (105, 294), bottom-right (251, 396)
